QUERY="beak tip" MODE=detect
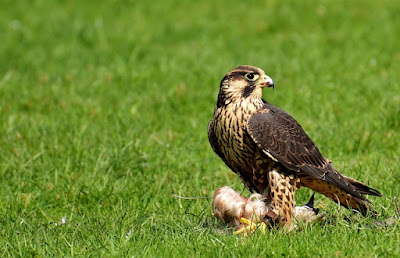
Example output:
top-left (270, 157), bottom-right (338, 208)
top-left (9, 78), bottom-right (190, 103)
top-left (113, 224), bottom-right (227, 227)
top-left (269, 81), bottom-right (275, 89)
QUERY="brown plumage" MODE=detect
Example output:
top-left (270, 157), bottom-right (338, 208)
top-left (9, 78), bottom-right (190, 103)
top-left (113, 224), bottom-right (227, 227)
top-left (208, 65), bottom-right (381, 226)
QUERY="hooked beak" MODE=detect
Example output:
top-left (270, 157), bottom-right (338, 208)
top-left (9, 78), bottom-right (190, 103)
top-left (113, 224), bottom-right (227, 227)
top-left (259, 75), bottom-right (274, 89)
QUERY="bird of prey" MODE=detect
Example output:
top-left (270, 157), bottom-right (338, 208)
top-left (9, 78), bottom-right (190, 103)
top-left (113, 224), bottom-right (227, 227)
top-left (208, 65), bottom-right (381, 226)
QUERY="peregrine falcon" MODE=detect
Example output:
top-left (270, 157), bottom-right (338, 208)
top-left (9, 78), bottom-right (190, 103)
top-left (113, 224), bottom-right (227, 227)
top-left (208, 65), bottom-right (381, 226)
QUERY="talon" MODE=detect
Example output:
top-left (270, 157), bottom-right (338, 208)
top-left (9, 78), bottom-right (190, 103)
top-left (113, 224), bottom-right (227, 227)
top-left (233, 227), bottom-right (246, 235)
top-left (234, 217), bottom-right (267, 236)
top-left (239, 217), bottom-right (252, 225)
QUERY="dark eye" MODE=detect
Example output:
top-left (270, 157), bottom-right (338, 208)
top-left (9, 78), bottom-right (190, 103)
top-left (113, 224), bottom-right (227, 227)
top-left (245, 73), bottom-right (259, 81)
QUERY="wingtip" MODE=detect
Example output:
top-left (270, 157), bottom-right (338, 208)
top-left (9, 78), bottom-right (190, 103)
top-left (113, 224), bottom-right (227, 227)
top-left (372, 189), bottom-right (383, 197)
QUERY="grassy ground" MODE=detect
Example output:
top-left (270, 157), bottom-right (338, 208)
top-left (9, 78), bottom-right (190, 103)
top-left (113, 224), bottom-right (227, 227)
top-left (1, 0), bottom-right (399, 256)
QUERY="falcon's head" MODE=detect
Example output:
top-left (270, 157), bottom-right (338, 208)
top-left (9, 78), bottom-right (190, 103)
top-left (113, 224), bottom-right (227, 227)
top-left (217, 65), bottom-right (274, 107)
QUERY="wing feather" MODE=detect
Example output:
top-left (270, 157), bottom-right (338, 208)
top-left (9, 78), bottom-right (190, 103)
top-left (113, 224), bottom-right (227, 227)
top-left (246, 103), bottom-right (366, 200)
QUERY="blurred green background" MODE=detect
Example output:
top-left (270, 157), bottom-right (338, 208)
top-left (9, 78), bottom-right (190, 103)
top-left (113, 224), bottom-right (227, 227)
top-left (0, 0), bottom-right (399, 256)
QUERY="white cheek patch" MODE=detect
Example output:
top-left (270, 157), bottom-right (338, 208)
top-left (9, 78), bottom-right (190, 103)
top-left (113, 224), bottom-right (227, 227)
top-left (224, 79), bottom-right (249, 99)
top-left (228, 79), bottom-right (248, 91)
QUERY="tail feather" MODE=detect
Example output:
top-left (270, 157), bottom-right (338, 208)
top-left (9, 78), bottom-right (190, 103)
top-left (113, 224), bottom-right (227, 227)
top-left (299, 174), bottom-right (381, 216)
top-left (342, 175), bottom-right (382, 197)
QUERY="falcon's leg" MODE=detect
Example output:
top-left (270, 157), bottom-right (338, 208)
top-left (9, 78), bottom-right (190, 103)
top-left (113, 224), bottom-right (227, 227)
top-left (264, 169), bottom-right (298, 227)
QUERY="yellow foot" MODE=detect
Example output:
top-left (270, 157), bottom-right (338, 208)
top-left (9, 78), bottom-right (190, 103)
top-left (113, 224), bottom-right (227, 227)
top-left (234, 218), bottom-right (267, 236)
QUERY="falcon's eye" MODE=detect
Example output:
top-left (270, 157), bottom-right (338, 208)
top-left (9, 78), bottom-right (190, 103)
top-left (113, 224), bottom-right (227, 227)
top-left (245, 73), bottom-right (259, 81)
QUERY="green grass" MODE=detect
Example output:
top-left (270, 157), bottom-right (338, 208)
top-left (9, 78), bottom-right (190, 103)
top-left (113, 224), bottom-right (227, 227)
top-left (1, 0), bottom-right (399, 256)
